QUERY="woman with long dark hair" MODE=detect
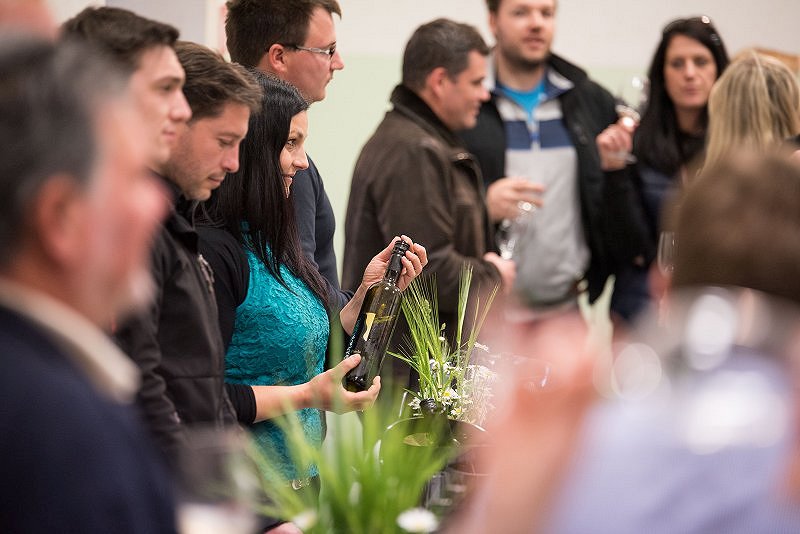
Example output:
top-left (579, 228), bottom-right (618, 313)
top-left (199, 72), bottom-right (426, 489)
top-left (599, 16), bottom-right (730, 323)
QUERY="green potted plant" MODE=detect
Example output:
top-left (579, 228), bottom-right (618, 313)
top-left (392, 264), bottom-right (499, 425)
top-left (245, 266), bottom-right (499, 532)
top-left (249, 397), bottom-right (451, 533)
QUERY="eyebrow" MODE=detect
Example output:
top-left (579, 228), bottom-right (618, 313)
top-left (218, 131), bottom-right (246, 140)
top-left (153, 75), bottom-right (185, 86)
top-left (289, 129), bottom-right (306, 139)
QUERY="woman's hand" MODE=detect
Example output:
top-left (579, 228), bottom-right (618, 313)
top-left (596, 120), bottom-right (635, 171)
top-left (251, 355), bottom-right (380, 421)
top-left (306, 354), bottom-right (381, 414)
top-left (340, 236), bottom-right (428, 334)
top-left (360, 235), bottom-right (427, 291)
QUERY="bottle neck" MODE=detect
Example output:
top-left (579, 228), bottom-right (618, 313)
top-left (383, 254), bottom-right (403, 285)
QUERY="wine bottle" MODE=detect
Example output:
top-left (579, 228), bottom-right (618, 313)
top-left (342, 240), bottom-right (410, 392)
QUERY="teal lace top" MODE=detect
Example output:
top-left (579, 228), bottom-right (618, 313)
top-left (225, 245), bottom-right (329, 479)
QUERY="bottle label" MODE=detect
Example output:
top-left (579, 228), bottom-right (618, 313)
top-left (361, 312), bottom-right (376, 342)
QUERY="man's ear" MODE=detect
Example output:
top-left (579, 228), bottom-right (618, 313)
top-left (426, 66), bottom-right (450, 100)
top-left (488, 11), bottom-right (498, 37)
top-left (30, 174), bottom-right (86, 268)
top-left (257, 43), bottom-right (290, 76)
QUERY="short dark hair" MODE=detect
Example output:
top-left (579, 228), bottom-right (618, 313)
top-left (672, 153), bottom-right (800, 305)
top-left (61, 6), bottom-right (179, 73)
top-left (225, 0), bottom-right (341, 68)
top-left (0, 35), bottom-right (126, 266)
top-left (175, 41), bottom-right (263, 122)
top-left (401, 18), bottom-right (489, 92)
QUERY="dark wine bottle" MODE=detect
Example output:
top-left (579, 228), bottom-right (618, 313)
top-left (342, 240), bottom-right (410, 392)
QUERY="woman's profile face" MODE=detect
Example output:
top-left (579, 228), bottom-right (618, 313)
top-left (279, 111), bottom-right (309, 197)
top-left (663, 34), bottom-right (718, 120)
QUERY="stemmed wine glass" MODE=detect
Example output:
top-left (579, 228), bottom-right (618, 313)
top-left (497, 201), bottom-right (536, 260)
top-left (657, 231), bottom-right (676, 276)
top-left (614, 76), bottom-right (649, 164)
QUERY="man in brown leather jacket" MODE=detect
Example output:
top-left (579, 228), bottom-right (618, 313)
top-left (342, 19), bottom-right (515, 388)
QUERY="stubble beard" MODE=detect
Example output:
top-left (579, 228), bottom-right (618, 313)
top-left (504, 47), bottom-right (549, 74)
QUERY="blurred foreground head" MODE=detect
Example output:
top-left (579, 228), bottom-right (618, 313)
top-left (673, 153), bottom-right (800, 305)
top-left (0, 35), bottom-right (167, 326)
top-left (0, 0), bottom-right (56, 38)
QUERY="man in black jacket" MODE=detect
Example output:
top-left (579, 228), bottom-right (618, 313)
top-left (113, 41), bottom-right (262, 459)
top-left (460, 0), bottom-right (620, 316)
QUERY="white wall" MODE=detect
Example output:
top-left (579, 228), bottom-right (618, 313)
top-left (334, 0), bottom-right (798, 67)
top-left (319, 1), bottom-right (800, 269)
top-left (45, 0), bottom-right (800, 271)
top-left (46, 0), bottom-right (102, 22)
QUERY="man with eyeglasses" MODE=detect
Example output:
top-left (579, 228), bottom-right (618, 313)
top-left (460, 0), bottom-right (623, 321)
top-left (225, 0), bottom-right (349, 309)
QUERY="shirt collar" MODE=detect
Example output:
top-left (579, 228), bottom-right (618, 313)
top-left (0, 279), bottom-right (139, 403)
top-left (390, 84), bottom-right (466, 149)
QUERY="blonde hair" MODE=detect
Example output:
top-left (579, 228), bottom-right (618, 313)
top-left (704, 50), bottom-right (800, 170)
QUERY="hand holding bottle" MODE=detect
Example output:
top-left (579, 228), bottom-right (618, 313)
top-left (307, 354), bottom-right (381, 413)
top-left (248, 355), bottom-right (380, 421)
top-left (342, 240), bottom-right (415, 392)
top-left (340, 236), bottom-right (426, 335)
top-left (359, 235), bottom-right (428, 291)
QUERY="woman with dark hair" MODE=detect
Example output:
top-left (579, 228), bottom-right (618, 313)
top-left (599, 16), bottom-right (730, 323)
top-left (199, 72), bottom-right (426, 489)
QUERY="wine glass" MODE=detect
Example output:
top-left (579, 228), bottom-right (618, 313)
top-left (614, 76), bottom-right (649, 163)
top-left (497, 201), bottom-right (536, 260)
top-left (175, 428), bottom-right (263, 534)
top-left (657, 231), bottom-right (676, 276)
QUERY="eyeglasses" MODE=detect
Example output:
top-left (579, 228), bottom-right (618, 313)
top-left (283, 43), bottom-right (337, 59)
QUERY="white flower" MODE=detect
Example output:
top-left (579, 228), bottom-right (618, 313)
top-left (397, 507), bottom-right (439, 533)
top-left (291, 509), bottom-right (318, 530)
top-left (473, 342), bottom-right (489, 352)
top-left (408, 396), bottom-right (421, 411)
top-left (440, 387), bottom-right (460, 406)
top-left (429, 359), bottom-right (440, 371)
